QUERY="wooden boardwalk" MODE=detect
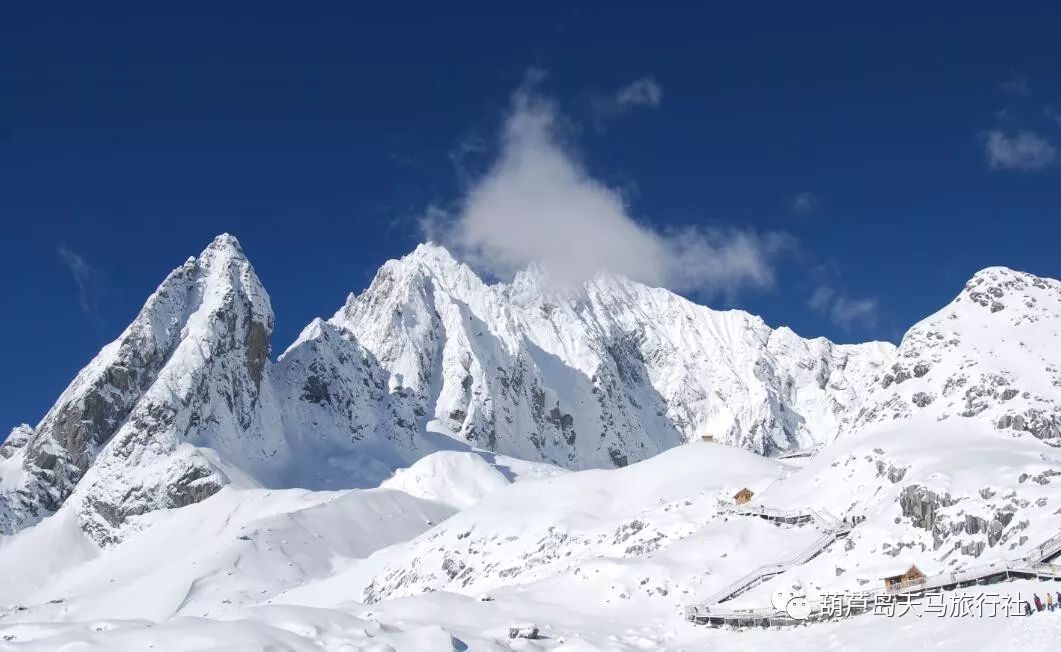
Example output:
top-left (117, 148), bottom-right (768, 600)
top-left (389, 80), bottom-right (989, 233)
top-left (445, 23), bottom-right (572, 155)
top-left (686, 508), bottom-right (1061, 629)
top-left (702, 506), bottom-right (852, 604)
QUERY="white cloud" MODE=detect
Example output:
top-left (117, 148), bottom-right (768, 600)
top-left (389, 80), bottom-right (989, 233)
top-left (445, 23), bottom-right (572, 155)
top-left (981, 129), bottom-right (1056, 171)
top-left (791, 191), bottom-right (820, 216)
top-left (808, 285), bottom-right (878, 330)
top-left (831, 295), bottom-right (879, 328)
top-left (615, 77), bottom-right (663, 109)
top-left (58, 245), bottom-right (103, 315)
top-left (808, 285), bottom-right (835, 312)
top-left (425, 81), bottom-right (789, 296)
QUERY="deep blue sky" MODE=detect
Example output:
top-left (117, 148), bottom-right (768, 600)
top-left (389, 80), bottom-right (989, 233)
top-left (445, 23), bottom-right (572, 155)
top-left (2, 3), bottom-right (1061, 432)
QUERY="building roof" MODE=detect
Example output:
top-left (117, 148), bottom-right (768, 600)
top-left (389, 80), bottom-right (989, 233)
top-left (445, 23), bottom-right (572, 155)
top-left (883, 564), bottom-right (923, 579)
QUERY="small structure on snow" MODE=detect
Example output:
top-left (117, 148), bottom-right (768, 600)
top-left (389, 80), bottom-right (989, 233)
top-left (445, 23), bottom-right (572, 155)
top-left (508, 623), bottom-right (539, 639)
top-left (883, 564), bottom-right (926, 591)
top-left (733, 488), bottom-right (754, 505)
top-left (700, 433), bottom-right (715, 443)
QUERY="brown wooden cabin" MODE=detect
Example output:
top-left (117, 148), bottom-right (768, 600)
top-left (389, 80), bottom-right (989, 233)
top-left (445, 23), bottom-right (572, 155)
top-left (883, 565), bottom-right (926, 591)
top-left (734, 488), bottom-right (754, 505)
top-left (700, 434), bottom-right (715, 443)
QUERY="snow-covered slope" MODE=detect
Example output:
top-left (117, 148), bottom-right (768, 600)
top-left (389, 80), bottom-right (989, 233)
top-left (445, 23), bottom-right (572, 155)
top-left (283, 442), bottom-right (789, 607)
top-left (722, 414), bottom-right (1061, 614)
top-left (0, 486), bottom-right (454, 623)
top-left (0, 235), bottom-right (895, 542)
top-left (4, 436), bottom-right (1053, 650)
top-left (380, 449), bottom-right (567, 509)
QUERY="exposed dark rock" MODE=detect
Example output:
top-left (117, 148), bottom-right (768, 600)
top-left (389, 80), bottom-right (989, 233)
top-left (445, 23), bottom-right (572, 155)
top-left (899, 484), bottom-right (956, 531)
top-left (508, 624), bottom-right (539, 640)
top-left (911, 392), bottom-right (934, 408)
top-left (301, 375), bottom-right (330, 404)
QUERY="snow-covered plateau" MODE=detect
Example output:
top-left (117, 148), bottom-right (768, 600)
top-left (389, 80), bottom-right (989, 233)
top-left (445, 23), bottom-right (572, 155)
top-left (1, 234), bottom-right (1059, 650)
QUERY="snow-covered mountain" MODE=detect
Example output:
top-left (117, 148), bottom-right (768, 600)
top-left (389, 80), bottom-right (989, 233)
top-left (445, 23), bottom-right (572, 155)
top-left (291, 263), bottom-right (1061, 609)
top-left (261, 264), bottom-right (1061, 644)
top-left (325, 241), bottom-right (893, 463)
top-left (0, 234), bottom-right (893, 543)
top-left (852, 265), bottom-right (1061, 440)
top-left (0, 235), bottom-right (283, 542)
top-left (2, 234), bottom-right (1060, 650)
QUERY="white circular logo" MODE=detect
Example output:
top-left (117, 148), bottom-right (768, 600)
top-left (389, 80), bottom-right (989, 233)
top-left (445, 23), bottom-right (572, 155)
top-left (771, 588), bottom-right (797, 611)
top-left (785, 596), bottom-right (812, 620)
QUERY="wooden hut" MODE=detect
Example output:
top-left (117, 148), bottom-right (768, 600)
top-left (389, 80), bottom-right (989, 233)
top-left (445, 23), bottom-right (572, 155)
top-left (733, 488), bottom-right (754, 505)
top-left (700, 434), bottom-right (715, 443)
top-left (883, 565), bottom-right (926, 591)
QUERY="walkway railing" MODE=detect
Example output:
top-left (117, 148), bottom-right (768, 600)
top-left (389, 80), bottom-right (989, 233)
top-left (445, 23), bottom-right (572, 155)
top-left (776, 445), bottom-right (822, 460)
top-left (1026, 532), bottom-right (1061, 564)
top-left (687, 529), bottom-right (1061, 628)
top-left (688, 561), bottom-right (1061, 624)
top-left (702, 506), bottom-right (854, 604)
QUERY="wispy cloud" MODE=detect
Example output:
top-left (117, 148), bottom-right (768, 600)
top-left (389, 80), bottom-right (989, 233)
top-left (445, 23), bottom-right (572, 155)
top-left (980, 129), bottom-right (1056, 171)
top-left (424, 75), bottom-right (790, 297)
top-left (791, 191), bottom-right (820, 217)
top-left (614, 77), bottom-right (663, 109)
top-left (981, 75), bottom-right (1058, 171)
top-left (58, 245), bottom-right (103, 316)
top-left (808, 285), bottom-right (879, 330)
top-left (592, 76), bottom-right (663, 120)
top-left (447, 129), bottom-right (491, 186)
top-left (999, 74), bottom-right (1031, 97)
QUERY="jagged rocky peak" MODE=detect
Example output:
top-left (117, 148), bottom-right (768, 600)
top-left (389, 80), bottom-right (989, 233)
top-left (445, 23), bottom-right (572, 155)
top-left (190, 233), bottom-right (274, 388)
top-left (68, 234), bottom-right (288, 545)
top-left (853, 266), bottom-right (1061, 444)
top-left (324, 242), bottom-right (897, 458)
top-left (328, 242), bottom-right (504, 398)
top-left (336, 242), bottom-right (482, 314)
top-left (959, 265), bottom-right (1061, 316)
top-left (403, 241), bottom-right (473, 276)
top-left (1, 424), bottom-right (33, 450)
top-left (0, 234), bottom-right (279, 539)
